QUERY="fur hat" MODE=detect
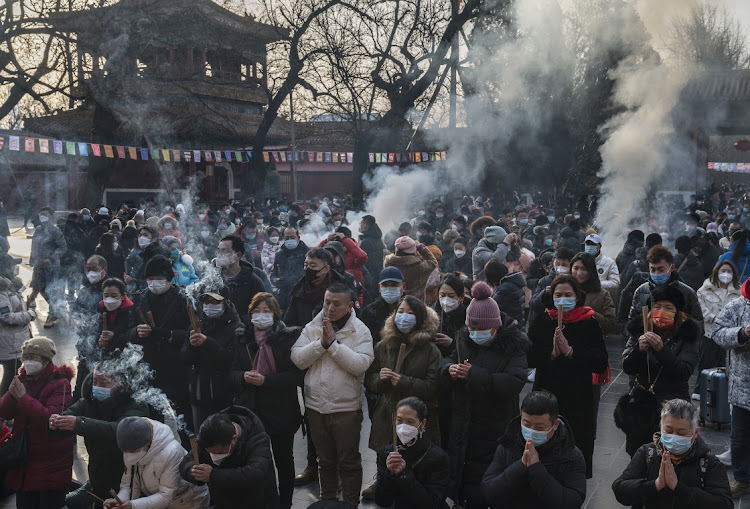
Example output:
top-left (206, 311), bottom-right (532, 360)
top-left (395, 236), bottom-right (417, 255)
top-left (145, 255), bottom-right (174, 280)
top-left (649, 284), bottom-right (686, 312)
top-left (22, 336), bottom-right (56, 361)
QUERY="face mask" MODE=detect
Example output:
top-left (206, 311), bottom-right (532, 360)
top-left (203, 304), bottom-right (224, 319)
top-left (198, 214), bottom-right (206, 220)
top-left (554, 265), bottom-right (569, 275)
top-left (163, 223), bottom-right (173, 230)
top-left (418, 210), bottom-right (425, 217)
top-left (728, 214), bottom-right (736, 220)
top-left (87, 271), bottom-right (104, 284)
top-left (380, 287), bottom-right (402, 304)
top-left (584, 245), bottom-right (598, 256)
top-left (92, 386), bottom-right (112, 402)
top-left (547, 216), bottom-right (555, 223)
top-left (305, 267), bottom-right (322, 282)
top-left (83, 215), bottom-right (91, 221)
top-left (395, 313), bottom-right (417, 333)
top-left (652, 309), bottom-right (675, 328)
top-left (521, 424), bottom-right (552, 447)
top-left (553, 297), bottom-right (576, 312)
top-left (23, 360), bottom-right (43, 375)
top-left (210, 451), bottom-right (231, 465)
top-left (718, 272), bottom-right (734, 284)
top-left (451, 224), bottom-right (458, 230)
top-left (454, 249), bottom-right (466, 258)
top-left (216, 254), bottom-right (236, 268)
top-left (436, 213), bottom-right (444, 219)
top-left (332, 221), bottom-right (342, 228)
top-left (112, 242), bottom-right (119, 251)
top-left (251, 312), bottom-right (275, 330)
top-left (440, 297), bottom-right (460, 313)
top-left (651, 272), bottom-right (670, 284)
top-left (200, 231), bottom-right (210, 238)
top-left (256, 220), bottom-right (264, 226)
top-left (218, 224), bottom-right (228, 230)
top-left (396, 423), bottom-right (422, 447)
top-left (147, 280), bottom-right (169, 295)
top-left (138, 236), bottom-right (151, 248)
top-left (170, 248), bottom-right (180, 260)
top-left (685, 224), bottom-right (696, 231)
top-left (469, 330), bottom-right (494, 345)
top-left (660, 433), bottom-right (692, 455)
top-left (284, 239), bottom-right (298, 250)
top-left (123, 450), bottom-right (147, 465)
top-left (544, 238), bottom-right (553, 247)
top-left (574, 214), bottom-right (581, 220)
top-left (269, 236), bottom-right (279, 245)
top-left (39, 214), bottom-right (49, 223)
top-left (519, 218), bottom-right (529, 226)
top-left (103, 297), bottom-right (122, 311)
top-left (234, 219), bottom-right (241, 225)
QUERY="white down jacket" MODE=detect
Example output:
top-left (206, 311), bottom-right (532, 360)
top-left (117, 419), bottom-right (208, 509)
top-left (697, 279), bottom-right (741, 337)
top-left (291, 309), bottom-right (374, 414)
top-left (0, 277), bottom-right (33, 360)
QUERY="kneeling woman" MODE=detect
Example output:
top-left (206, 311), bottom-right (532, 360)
top-left (375, 397), bottom-right (451, 509)
top-left (612, 398), bottom-right (732, 508)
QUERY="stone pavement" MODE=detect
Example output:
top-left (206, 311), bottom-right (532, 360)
top-left (1, 217), bottom-right (748, 508)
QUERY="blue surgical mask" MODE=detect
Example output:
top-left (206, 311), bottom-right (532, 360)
top-left (380, 287), bottom-right (402, 304)
top-left (469, 330), bottom-right (493, 345)
top-left (284, 239), bottom-right (298, 250)
top-left (728, 214), bottom-right (736, 220)
top-left (83, 215), bottom-right (91, 221)
top-left (553, 297), bottom-right (576, 312)
top-left (521, 424), bottom-right (552, 447)
top-left (547, 216), bottom-right (556, 223)
top-left (651, 272), bottom-right (670, 285)
top-left (519, 219), bottom-right (529, 226)
top-left (660, 433), bottom-right (693, 456)
top-left (544, 238), bottom-right (553, 247)
top-left (92, 386), bottom-right (112, 402)
top-left (395, 313), bottom-right (417, 333)
top-left (584, 245), bottom-right (598, 256)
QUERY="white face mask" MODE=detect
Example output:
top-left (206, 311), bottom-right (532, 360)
top-left (209, 451), bottom-right (231, 465)
top-left (396, 423), bottom-right (422, 447)
top-left (147, 280), bottom-right (169, 295)
top-left (440, 296), bottom-right (460, 313)
top-left (333, 221), bottom-right (342, 228)
top-left (203, 303), bottom-right (224, 318)
top-left (718, 272), bottom-right (734, 284)
top-left (87, 271), bottom-right (104, 284)
top-left (163, 223), bottom-right (173, 230)
top-left (23, 360), bottom-right (43, 375)
top-left (138, 236), bottom-right (151, 248)
top-left (454, 249), bottom-right (466, 258)
top-left (198, 214), bottom-right (206, 220)
top-left (251, 312), bottom-right (275, 330)
top-left (103, 297), bottom-right (122, 311)
top-left (39, 214), bottom-right (49, 223)
top-left (269, 236), bottom-right (280, 245)
top-left (554, 265), bottom-right (569, 274)
top-left (123, 450), bottom-right (147, 465)
top-left (216, 254), bottom-right (236, 268)
top-left (200, 231), bottom-right (210, 238)
top-left (112, 242), bottom-right (119, 251)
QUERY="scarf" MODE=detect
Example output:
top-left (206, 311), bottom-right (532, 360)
top-left (303, 271), bottom-right (332, 303)
top-left (546, 306), bottom-right (596, 324)
top-left (253, 327), bottom-right (277, 376)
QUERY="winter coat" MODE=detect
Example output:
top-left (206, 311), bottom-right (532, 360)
top-left (616, 240), bottom-right (643, 273)
top-left (60, 220), bottom-right (87, 268)
top-left (115, 419), bottom-right (209, 509)
top-left (0, 362), bottom-right (75, 492)
top-left (472, 239), bottom-right (520, 281)
top-left (96, 247), bottom-right (127, 281)
top-left (171, 257), bottom-right (199, 287)
top-left (129, 242), bottom-right (171, 288)
top-left (697, 279), bottom-right (741, 337)
top-left (492, 271), bottom-right (526, 327)
top-left (700, 242), bottom-right (721, 278)
top-left (439, 319), bottom-right (530, 501)
top-left (582, 286), bottom-right (617, 335)
top-left (181, 306), bottom-right (243, 410)
top-left (718, 240), bottom-right (750, 282)
top-left (260, 242), bottom-right (281, 283)
top-left (444, 252), bottom-right (473, 276)
top-left (594, 252), bottom-right (620, 292)
top-left (620, 247), bottom-right (650, 292)
top-left (612, 435), bottom-right (732, 509)
top-left (559, 227), bottom-right (584, 253)
top-left (0, 277), bottom-right (33, 360)
top-left (361, 297), bottom-right (398, 346)
top-left (282, 269), bottom-right (350, 328)
top-left (29, 222), bottom-right (67, 267)
top-left (180, 406), bottom-right (278, 509)
top-left (384, 247), bottom-right (439, 301)
top-left (480, 416), bottom-right (587, 509)
top-left (55, 375), bottom-right (150, 505)
top-left (375, 438), bottom-right (451, 509)
top-left (359, 223), bottom-right (385, 284)
top-left (622, 315), bottom-right (699, 403)
top-left (713, 295), bottom-right (750, 410)
top-left (77, 297), bottom-right (135, 367)
top-left (674, 252), bottom-right (704, 292)
top-left (629, 272), bottom-right (704, 332)
top-left (271, 241), bottom-right (309, 306)
top-left (528, 306), bottom-right (607, 478)
top-left (320, 237), bottom-right (368, 288)
top-left (221, 260), bottom-right (265, 319)
top-left (430, 300), bottom-right (467, 358)
top-left (365, 307), bottom-right (442, 451)
top-left (291, 309), bottom-right (374, 414)
top-left (231, 321), bottom-right (303, 436)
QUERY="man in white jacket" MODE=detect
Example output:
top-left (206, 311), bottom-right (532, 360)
top-left (585, 234), bottom-right (620, 297)
top-left (291, 281), bottom-right (374, 507)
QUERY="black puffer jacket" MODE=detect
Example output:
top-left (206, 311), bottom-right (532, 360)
top-left (559, 227), bottom-right (584, 253)
top-left (359, 223), bottom-right (385, 286)
top-left (480, 416), bottom-right (587, 509)
top-left (231, 321), bottom-right (303, 436)
top-left (493, 271), bottom-right (526, 327)
top-left (612, 434), bottom-right (732, 509)
top-left (375, 438), bottom-right (451, 509)
top-left (221, 260), bottom-right (265, 319)
top-left (674, 252), bottom-right (704, 292)
top-left (430, 299), bottom-right (467, 358)
top-left (439, 316), bottom-right (530, 504)
top-left (180, 406), bottom-right (279, 509)
top-left (616, 240), bottom-right (643, 273)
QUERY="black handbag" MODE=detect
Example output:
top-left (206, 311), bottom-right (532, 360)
top-left (614, 361), bottom-right (663, 435)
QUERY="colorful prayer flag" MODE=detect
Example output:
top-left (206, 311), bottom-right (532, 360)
top-left (116, 146), bottom-right (126, 158)
top-left (104, 145), bottom-right (114, 158)
top-left (66, 142), bottom-right (76, 155)
top-left (325, 152), bottom-right (332, 162)
top-left (225, 151), bottom-right (233, 162)
top-left (388, 153), bottom-right (395, 163)
top-left (272, 152), bottom-right (279, 162)
top-left (263, 152), bottom-right (270, 162)
top-left (53, 140), bottom-right (63, 154)
top-left (140, 148), bottom-right (149, 160)
top-left (347, 152), bottom-right (353, 163)
top-left (279, 152), bottom-right (286, 162)
top-left (24, 138), bottom-right (35, 152)
top-left (128, 147), bottom-right (138, 159)
top-left (8, 136), bottom-right (20, 151)
top-left (193, 150), bottom-right (201, 162)
top-left (91, 144), bottom-right (101, 157)
top-left (39, 139), bottom-right (49, 154)
top-left (441, 151), bottom-right (447, 159)
top-left (369, 153), bottom-right (375, 163)
top-left (316, 152), bottom-right (323, 162)
top-left (204, 151), bottom-right (213, 162)
top-left (161, 149), bottom-right (170, 161)
top-left (0, 137), bottom-right (5, 150)
top-left (332, 153), bottom-right (339, 163)
top-left (78, 143), bottom-right (89, 156)
top-left (150, 149), bottom-right (160, 160)
top-left (172, 150), bottom-right (180, 162)
top-left (184, 151), bottom-right (192, 162)
top-left (236, 151), bottom-right (243, 162)
top-left (214, 151), bottom-right (222, 162)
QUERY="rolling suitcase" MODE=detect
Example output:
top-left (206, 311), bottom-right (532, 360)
top-left (699, 367), bottom-right (730, 429)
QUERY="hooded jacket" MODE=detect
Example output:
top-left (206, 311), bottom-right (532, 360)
top-left (559, 227), bottom-right (584, 253)
top-left (712, 295), bottom-right (750, 410)
top-left (0, 276), bottom-right (33, 360)
top-left (471, 238), bottom-right (520, 281)
top-left (492, 271), bottom-right (527, 327)
top-left (0, 361), bottom-right (75, 492)
top-left (697, 278), bottom-right (741, 337)
top-left (291, 309), bottom-right (374, 414)
top-left (594, 252), bottom-right (620, 292)
top-left (480, 416), bottom-right (587, 509)
top-left (384, 246), bottom-right (439, 301)
top-left (116, 419), bottom-right (208, 509)
top-left (717, 239), bottom-right (750, 282)
top-left (359, 223), bottom-right (385, 284)
top-left (180, 406), bottom-right (278, 509)
top-left (365, 307), bottom-right (442, 451)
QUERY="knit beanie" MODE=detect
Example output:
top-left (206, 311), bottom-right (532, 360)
top-left (22, 336), bottom-right (56, 361)
top-left (426, 244), bottom-right (442, 261)
top-left (465, 282), bottom-right (503, 329)
top-left (116, 417), bottom-right (153, 451)
top-left (145, 255), bottom-right (174, 280)
top-left (483, 226), bottom-right (508, 245)
top-left (395, 236), bottom-right (417, 255)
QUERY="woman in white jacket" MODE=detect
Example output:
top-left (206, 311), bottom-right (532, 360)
top-left (0, 276), bottom-right (35, 394)
top-left (105, 417), bottom-right (208, 509)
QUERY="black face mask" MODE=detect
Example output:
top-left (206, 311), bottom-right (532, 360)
top-left (305, 267), bottom-right (322, 282)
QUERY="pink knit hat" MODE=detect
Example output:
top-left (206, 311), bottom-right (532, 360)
top-left (465, 282), bottom-right (502, 329)
top-left (395, 236), bottom-right (417, 254)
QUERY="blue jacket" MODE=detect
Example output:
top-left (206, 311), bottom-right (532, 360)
top-left (171, 258), bottom-right (199, 286)
top-left (717, 240), bottom-right (750, 282)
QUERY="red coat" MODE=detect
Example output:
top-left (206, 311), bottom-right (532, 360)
top-left (0, 362), bottom-right (74, 492)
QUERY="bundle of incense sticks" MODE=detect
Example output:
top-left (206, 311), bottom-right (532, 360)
top-left (190, 434), bottom-right (200, 465)
top-left (187, 305), bottom-right (201, 334)
top-left (394, 343), bottom-right (407, 373)
top-left (557, 304), bottom-right (564, 329)
top-left (102, 312), bottom-right (108, 331)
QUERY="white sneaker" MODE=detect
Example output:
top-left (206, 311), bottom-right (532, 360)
top-left (691, 393), bottom-right (701, 401)
top-left (527, 368), bottom-right (536, 383)
top-left (717, 449), bottom-right (731, 467)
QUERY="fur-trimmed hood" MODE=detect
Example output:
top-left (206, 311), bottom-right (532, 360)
top-left (381, 305), bottom-right (440, 347)
top-left (19, 362), bottom-right (75, 382)
top-left (470, 216), bottom-right (497, 237)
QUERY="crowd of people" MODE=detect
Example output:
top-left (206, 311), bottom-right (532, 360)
top-left (1, 184), bottom-right (750, 508)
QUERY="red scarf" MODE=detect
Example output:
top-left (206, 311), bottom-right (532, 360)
top-left (99, 296), bottom-right (134, 325)
top-left (742, 279), bottom-right (750, 300)
top-left (546, 306), bottom-right (596, 324)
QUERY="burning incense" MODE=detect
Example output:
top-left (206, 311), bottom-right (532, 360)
top-left (190, 434), bottom-right (200, 465)
top-left (187, 304), bottom-right (201, 334)
top-left (394, 343), bottom-right (407, 373)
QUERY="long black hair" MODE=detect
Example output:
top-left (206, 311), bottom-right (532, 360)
top-left (570, 253), bottom-right (601, 293)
